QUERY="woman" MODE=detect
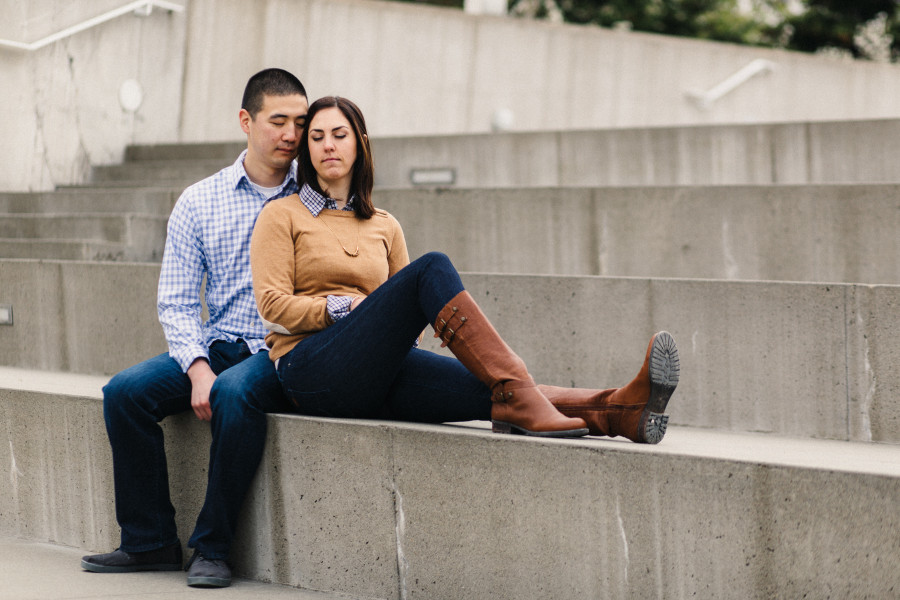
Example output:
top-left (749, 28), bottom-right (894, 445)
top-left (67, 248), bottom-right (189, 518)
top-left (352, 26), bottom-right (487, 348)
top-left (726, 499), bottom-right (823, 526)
top-left (250, 96), bottom-right (679, 442)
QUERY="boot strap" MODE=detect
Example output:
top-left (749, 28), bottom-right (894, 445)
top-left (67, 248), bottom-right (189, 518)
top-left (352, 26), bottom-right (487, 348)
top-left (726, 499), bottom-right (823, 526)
top-left (490, 379), bottom-right (533, 403)
top-left (433, 306), bottom-right (468, 347)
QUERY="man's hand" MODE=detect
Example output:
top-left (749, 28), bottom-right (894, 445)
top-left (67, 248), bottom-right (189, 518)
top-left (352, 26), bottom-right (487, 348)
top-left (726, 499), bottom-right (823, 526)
top-left (187, 358), bottom-right (217, 421)
top-left (350, 296), bottom-right (365, 311)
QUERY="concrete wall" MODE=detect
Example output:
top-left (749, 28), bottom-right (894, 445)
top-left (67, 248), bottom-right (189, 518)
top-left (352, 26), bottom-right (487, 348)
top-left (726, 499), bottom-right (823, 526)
top-left (6, 0), bottom-right (900, 191)
top-left (3, 259), bottom-right (900, 443)
top-left (0, 1), bottom-right (188, 192)
top-left (3, 386), bottom-right (899, 599)
top-left (177, 0), bottom-right (900, 139)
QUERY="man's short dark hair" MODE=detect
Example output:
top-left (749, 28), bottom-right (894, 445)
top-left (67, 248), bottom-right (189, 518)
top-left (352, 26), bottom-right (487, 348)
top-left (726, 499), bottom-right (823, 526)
top-left (241, 68), bottom-right (307, 118)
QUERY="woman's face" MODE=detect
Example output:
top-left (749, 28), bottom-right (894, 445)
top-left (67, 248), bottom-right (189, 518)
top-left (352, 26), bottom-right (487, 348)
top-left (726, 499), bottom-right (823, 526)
top-left (308, 106), bottom-right (358, 194)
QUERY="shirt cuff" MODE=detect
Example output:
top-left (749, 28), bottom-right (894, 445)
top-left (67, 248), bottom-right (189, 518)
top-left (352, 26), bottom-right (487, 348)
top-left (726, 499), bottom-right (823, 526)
top-left (326, 295), bottom-right (353, 322)
top-left (170, 345), bottom-right (209, 373)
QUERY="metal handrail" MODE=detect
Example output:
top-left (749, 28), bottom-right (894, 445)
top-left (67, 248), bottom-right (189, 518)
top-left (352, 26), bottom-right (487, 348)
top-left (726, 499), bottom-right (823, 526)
top-left (0, 0), bottom-right (185, 52)
top-left (685, 58), bottom-right (776, 110)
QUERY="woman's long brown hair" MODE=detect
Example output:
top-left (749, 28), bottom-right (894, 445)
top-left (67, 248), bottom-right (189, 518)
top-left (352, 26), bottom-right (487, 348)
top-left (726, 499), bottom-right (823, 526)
top-left (298, 96), bottom-right (375, 219)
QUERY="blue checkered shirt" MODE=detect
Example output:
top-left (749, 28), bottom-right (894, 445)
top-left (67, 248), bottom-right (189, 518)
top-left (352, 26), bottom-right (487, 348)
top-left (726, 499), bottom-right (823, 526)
top-left (158, 150), bottom-right (300, 372)
top-left (298, 184), bottom-right (357, 322)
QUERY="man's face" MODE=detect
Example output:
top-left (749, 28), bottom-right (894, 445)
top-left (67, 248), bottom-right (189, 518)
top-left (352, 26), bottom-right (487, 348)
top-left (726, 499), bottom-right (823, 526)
top-left (240, 93), bottom-right (309, 178)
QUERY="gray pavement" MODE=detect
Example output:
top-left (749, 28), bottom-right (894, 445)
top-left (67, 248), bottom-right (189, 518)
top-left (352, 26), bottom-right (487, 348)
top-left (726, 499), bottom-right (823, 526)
top-left (0, 538), bottom-right (361, 600)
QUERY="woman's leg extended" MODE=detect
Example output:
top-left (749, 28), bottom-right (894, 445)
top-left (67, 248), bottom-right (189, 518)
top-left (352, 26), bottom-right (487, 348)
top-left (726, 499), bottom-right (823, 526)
top-left (277, 252), bottom-right (465, 418)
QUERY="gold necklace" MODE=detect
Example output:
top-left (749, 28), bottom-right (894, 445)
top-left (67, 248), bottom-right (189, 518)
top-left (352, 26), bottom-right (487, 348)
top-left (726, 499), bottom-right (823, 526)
top-left (318, 214), bottom-right (360, 257)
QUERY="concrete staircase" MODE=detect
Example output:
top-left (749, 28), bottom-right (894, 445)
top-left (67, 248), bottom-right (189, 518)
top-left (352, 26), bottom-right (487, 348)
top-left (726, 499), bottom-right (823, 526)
top-left (2, 122), bottom-right (900, 599)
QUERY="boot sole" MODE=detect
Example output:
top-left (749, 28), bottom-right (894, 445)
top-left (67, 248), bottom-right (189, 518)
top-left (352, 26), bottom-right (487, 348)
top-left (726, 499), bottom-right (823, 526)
top-left (638, 331), bottom-right (680, 444)
top-left (492, 421), bottom-right (589, 438)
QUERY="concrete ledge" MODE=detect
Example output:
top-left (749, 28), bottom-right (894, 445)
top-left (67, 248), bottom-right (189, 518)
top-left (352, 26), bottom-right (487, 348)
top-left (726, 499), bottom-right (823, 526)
top-left (376, 183), bottom-right (900, 284)
top-left (2, 381), bottom-right (899, 599)
top-left (3, 260), bottom-right (900, 442)
top-left (0, 260), bottom-right (164, 374)
top-left (367, 120), bottom-right (900, 188)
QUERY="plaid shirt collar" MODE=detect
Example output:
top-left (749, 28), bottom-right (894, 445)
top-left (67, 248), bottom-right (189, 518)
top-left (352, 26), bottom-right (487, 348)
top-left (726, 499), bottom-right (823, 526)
top-left (227, 149), bottom-right (299, 193)
top-left (299, 183), bottom-right (356, 216)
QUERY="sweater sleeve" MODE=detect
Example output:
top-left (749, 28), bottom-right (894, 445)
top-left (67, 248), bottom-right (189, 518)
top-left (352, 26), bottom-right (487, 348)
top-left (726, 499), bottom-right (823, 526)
top-left (251, 201), bottom-right (332, 335)
top-left (386, 213), bottom-right (411, 276)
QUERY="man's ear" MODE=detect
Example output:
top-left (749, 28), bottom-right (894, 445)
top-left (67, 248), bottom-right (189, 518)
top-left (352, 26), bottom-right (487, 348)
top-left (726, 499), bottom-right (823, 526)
top-left (239, 108), bottom-right (252, 134)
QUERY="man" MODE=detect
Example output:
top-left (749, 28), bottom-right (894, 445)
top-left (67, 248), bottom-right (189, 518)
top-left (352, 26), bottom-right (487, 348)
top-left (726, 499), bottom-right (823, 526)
top-left (81, 68), bottom-right (308, 588)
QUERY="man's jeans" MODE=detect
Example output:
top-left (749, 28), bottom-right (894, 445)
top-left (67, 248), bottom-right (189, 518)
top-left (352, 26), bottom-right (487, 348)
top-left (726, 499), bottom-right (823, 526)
top-left (102, 342), bottom-right (290, 560)
top-left (278, 252), bottom-right (493, 422)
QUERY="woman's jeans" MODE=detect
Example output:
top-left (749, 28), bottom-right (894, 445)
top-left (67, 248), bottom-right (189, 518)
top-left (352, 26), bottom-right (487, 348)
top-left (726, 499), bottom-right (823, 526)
top-left (102, 342), bottom-right (290, 560)
top-left (278, 252), bottom-right (493, 422)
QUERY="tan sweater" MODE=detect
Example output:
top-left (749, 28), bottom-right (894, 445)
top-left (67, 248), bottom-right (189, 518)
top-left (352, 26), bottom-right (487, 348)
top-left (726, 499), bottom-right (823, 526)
top-left (250, 194), bottom-right (410, 361)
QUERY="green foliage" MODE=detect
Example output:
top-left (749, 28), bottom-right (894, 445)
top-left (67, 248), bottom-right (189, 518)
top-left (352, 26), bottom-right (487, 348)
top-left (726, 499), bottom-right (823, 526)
top-left (781, 1), bottom-right (898, 58)
top-left (526, 0), bottom-right (777, 46)
top-left (386, 0), bottom-right (900, 61)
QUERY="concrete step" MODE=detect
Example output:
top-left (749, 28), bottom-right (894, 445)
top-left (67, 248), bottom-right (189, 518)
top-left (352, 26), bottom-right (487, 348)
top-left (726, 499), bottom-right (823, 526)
top-left (89, 158), bottom-right (228, 188)
top-left (376, 183), bottom-right (900, 284)
top-left (107, 119), bottom-right (900, 189)
top-left (0, 239), bottom-right (132, 261)
top-left (2, 369), bottom-right (898, 599)
top-left (124, 141), bottom-right (245, 162)
top-left (0, 213), bottom-right (166, 242)
top-left (0, 188), bottom-right (179, 216)
top-left (1, 259), bottom-right (897, 444)
top-left (0, 214), bottom-right (167, 261)
top-left (118, 118), bottom-right (900, 188)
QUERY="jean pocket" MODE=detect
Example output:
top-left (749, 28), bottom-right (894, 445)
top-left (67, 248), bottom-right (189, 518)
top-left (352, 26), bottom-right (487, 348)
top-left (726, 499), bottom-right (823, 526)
top-left (282, 386), bottom-right (335, 416)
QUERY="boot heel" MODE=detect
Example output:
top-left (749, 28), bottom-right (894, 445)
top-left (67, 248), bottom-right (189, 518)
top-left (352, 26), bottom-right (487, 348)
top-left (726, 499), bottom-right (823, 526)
top-left (641, 412), bottom-right (669, 445)
top-left (492, 420), bottom-right (513, 434)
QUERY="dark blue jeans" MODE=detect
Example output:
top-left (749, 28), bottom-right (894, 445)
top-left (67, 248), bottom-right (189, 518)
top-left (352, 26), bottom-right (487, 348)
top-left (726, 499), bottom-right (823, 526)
top-left (278, 252), bottom-right (493, 422)
top-left (102, 342), bottom-right (290, 560)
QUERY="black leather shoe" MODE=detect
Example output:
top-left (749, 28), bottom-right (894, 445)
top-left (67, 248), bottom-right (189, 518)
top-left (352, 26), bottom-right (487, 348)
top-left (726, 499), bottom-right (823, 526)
top-left (81, 542), bottom-right (183, 573)
top-left (185, 551), bottom-right (232, 588)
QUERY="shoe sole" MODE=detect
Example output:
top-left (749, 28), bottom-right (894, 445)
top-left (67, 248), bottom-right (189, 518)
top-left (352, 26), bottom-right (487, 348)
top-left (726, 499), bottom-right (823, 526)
top-left (639, 331), bottom-right (680, 444)
top-left (81, 559), bottom-right (182, 573)
top-left (187, 575), bottom-right (232, 588)
top-left (492, 421), bottom-right (589, 438)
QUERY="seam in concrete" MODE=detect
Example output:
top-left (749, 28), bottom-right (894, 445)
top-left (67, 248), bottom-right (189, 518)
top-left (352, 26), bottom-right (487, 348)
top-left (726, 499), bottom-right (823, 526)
top-left (857, 287), bottom-right (875, 442)
top-left (9, 439), bottom-right (24, 521)
top-left (388, 428), bottom-right (408, 600)
top-left (844, 284), bottom-right (851, 441)
top-left (615, 493), bottom-right (629, 582)
top-left (721, 219), bottom-right (738, 279)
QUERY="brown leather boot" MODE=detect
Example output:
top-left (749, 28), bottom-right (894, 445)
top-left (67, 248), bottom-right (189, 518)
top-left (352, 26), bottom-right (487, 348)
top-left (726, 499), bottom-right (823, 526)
top-left (540, 332), bottom-right (679, 444)
top-left (433, 291), bottom-right (588, 438)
